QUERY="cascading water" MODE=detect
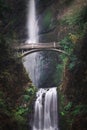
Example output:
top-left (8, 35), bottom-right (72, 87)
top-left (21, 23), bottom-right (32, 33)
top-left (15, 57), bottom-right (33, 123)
top-left (23, 0), bottom-right (40, 87)
top-left (26, 0), bottom-right (39, 43)
top-left (33, 88), bottom-right (59, 130)
top-left (23, 0), bottom-right (59, 88)
top-left (23, 0), bottom-right (59, 129)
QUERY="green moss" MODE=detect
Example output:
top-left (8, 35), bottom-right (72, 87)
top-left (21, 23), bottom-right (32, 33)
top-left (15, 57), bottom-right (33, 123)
top-left (42, 10), bottom-right (53, 31)
top-left (71, 105), bottom-right (87, 116)
top-left (61, 6), bottom-right (87, 26)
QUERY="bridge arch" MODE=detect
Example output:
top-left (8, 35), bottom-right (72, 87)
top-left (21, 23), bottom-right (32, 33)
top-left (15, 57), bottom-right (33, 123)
top-left (19, 48), bottom-right (69, 58)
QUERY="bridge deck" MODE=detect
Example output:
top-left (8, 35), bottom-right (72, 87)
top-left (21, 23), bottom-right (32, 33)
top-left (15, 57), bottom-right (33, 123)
top-left (14, 42), bottom-right (69, 57)
top-left (15, 42), bottom-right (61, 51)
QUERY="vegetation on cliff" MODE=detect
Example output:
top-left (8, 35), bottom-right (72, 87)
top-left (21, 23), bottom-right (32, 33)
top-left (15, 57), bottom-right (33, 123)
top-left (0, 0), bottom-right (87, 130)
top-left (56, 0), bottom-right (87, 129)
top-left (0, 36), bottom-right (37, 130)
top-left (0, 1), bottom-right (36, 129)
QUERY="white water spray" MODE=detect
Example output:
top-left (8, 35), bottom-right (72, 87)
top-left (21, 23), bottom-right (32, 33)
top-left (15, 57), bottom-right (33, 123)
top-left (26, 0), bottom-right (39, 43)
top-left (33, 88), bottom-right (59, 130)
top-left (23, 0), bottom-right (40, 86)
top-left (23, 1), bottom-right (59, 129)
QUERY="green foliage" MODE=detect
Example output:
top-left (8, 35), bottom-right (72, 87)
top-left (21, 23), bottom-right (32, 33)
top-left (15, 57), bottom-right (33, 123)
top-left (24, 85), bottom-right (36, 101)
top-left (61, 111), bottom-right (65, 116)
top-left (23, 95), bottom-right (30, 102)
top-left (58, 6), bottom-right (87, 72)
top-left (14, 107), bottom-right (28, 117)
top-left (0, 35), bottom-right (35, 129)
top-left (60, 101), bottom-right (73, 117)
top-left (60, 36), bottom-right (74, 54)
top-left (64, 102), bottom-right (73, 111)
top-left (0, 90), bottom-right (10, 116)
top-left (58, 90), bottom-right (72, 130)
top-left (60, 5), bottom-right (87, 45)
top-left (0, 98), bottom-right (5, 108)
top-left (43, 9), bottom-right (53, 29)
top-left (69, 55), bottom-right (77, 69)
top-left (59, 35), bottom-right (78, 71)
top-left (13, 108), bottom-right (26, 124)
top-left (25, 86), bottom-right (36, 95)
top-left (0, 36), bottom-right (14, 67)
top-left (62, 6), bottom-right (87, 26)
top-left (72, 105), bottom-right (87, 116)
top-left (54, 64), bottom-right (63, 84)
top-left (54, 36), bottom-right (73, 84)
top-left (14, 114), bottom-right (25, 123)
top-left (58, 2), bottom-right (87, 130)
top-left (58, 91), bottom-right (66, 116)
top-left (0, 0), bottom-right (13, 36)
top-left (59, 0), bottom-right (73, 6)
top-left (0, 91), bottom-right (3, 97)
top-left (0, 0), bottom-right (12, 13)
top-left (12, 85), bottom-right (36, 125)
top-left (0, 91), bottom-right (6, 108)
top-left (59, 96), bottom-right (87, 128)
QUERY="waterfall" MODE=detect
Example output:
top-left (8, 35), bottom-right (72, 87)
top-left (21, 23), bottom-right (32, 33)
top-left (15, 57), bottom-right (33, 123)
top-left (26, 0), bottom-right (39, 43)
top-left (23, 1), bottom-right (59, 129)
top-left (33, 88), bottom-right (59, 130)
top-left (23, 0), bottom-right (40, 87)
top-left (23, 0), bottom-right (59, 88)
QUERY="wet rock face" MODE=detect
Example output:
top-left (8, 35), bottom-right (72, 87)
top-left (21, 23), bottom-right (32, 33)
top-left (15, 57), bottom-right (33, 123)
top-left (36, 0), bottom-right (56, 9)
top-left (71, 115), bottom-right (87, 130)
top-left (2, 0), bottom-right (59, 42)
top-left (11, 0), bottom-right (59, 42)
top-left (62, 35), bottom-right (87, 104)
top-left (36, 0), bottom-right (59, 42)
top-left (1, 0), bottom-right (27, 40)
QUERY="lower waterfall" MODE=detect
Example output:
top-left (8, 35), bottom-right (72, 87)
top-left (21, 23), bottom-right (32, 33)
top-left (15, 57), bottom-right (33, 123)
top-left (33, 87), bottom-right (59, 130)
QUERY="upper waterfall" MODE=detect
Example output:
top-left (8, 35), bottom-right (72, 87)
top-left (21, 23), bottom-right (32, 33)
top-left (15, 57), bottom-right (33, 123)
top-left (26, 0), bottom-right (39, 43)
top-left (23, 0), bottom-right (60, 88)
top-left (23, 0), bottom-right (40, 87)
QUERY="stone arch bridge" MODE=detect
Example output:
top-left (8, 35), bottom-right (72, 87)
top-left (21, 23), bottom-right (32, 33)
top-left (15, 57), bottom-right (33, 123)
top-left (14, 42), bottom-right (68, 58)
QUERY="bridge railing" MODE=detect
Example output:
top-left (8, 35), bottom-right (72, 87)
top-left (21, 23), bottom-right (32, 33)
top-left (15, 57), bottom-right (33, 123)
top-left (14, 42), bottom-right (61, 51)
top-left (13, 42), bottom-right (69, 58)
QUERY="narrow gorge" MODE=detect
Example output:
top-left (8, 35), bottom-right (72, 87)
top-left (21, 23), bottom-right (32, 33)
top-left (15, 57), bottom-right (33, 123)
top-left (0, 0), bottom-right (87, 130)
